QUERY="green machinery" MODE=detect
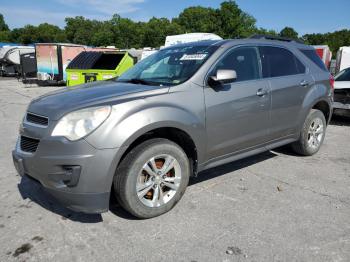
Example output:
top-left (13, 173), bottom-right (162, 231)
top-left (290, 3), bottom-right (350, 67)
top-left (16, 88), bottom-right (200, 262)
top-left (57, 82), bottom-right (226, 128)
top-left (66, 51), bottom-right (136, 87)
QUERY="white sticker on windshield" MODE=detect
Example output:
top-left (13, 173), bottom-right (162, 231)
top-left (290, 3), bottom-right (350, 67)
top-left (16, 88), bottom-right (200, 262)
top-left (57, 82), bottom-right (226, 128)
top-left (180, 54), bottom-right (207, 61)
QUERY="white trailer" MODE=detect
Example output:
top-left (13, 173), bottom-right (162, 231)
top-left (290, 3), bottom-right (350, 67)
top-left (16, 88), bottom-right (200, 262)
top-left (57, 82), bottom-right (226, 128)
top-left (336, 46), bottom-right (350, 73)
top-left (164, 33), bottom-right (222, 48)
top-left (0, 46), bottom-right (34, 76)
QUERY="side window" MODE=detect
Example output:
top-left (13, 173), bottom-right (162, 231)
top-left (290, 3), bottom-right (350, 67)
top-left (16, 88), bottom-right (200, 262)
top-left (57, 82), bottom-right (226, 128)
top-left (259, 46), bottom-right (305, 78)
top-left (212, 47), bottom-right (261, 82)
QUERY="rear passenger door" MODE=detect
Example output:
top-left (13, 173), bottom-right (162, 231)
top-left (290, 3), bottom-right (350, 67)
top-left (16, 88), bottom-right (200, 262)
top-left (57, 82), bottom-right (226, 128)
top-left (259, 46), bottom-right (312, 139)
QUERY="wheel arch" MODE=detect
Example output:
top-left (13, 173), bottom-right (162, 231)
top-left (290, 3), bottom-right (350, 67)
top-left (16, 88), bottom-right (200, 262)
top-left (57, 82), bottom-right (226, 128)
top-left (312, 100), bottom-right (331, 124)
top-left (117, 126), bottom-right (199, 177)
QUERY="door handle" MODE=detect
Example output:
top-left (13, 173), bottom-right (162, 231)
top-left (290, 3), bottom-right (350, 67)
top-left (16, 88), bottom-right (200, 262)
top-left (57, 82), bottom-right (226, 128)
top-left (256, 88), bottom-right (268, 97)
top-left (300, 80), bottom-right (309, 87)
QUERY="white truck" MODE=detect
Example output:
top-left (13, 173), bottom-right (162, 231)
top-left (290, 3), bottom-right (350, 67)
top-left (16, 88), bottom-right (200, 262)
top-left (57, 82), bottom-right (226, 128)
top-left (336, 46), bottom-right (350, 73)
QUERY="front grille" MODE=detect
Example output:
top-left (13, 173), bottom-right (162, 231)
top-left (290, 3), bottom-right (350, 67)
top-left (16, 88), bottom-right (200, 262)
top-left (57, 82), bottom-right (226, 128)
top-left (20, 136), bottom-right (40, 153)
top-left (26, 112), bottom-right (49, 126)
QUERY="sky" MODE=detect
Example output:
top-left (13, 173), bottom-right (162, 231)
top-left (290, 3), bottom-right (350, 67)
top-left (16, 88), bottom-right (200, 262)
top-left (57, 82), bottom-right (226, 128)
top-left (0, 0), bottom-right (349, 35)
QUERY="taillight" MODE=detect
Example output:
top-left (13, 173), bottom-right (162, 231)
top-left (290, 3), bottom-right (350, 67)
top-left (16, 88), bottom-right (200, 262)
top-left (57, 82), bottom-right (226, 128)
top-left (329, 75), bottom-right (335, 90)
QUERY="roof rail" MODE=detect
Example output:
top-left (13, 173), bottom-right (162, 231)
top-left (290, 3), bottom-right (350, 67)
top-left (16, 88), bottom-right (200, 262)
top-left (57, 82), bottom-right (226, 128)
top-left (250, 34), bottom-right (304, 44)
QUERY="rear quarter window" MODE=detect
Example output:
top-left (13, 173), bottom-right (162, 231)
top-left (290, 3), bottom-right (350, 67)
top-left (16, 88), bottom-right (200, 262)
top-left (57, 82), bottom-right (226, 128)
top-left (259, 46), bottom-right (305, 78)
top-left (299, 49), bottom-right (328, 72)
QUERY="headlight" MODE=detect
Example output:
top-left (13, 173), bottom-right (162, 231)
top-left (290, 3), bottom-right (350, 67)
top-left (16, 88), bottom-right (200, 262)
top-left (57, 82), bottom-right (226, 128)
top-left (52, 106), bottom-right (111, 141)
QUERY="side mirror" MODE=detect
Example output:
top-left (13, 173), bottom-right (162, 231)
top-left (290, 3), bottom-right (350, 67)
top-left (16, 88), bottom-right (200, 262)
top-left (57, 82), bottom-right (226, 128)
top-left (210, 69), bottom-right (237, 84)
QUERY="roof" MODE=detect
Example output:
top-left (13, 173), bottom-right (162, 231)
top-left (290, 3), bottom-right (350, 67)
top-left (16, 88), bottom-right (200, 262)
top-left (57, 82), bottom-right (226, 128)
top-left (161, 37), bottom-right (311, 51)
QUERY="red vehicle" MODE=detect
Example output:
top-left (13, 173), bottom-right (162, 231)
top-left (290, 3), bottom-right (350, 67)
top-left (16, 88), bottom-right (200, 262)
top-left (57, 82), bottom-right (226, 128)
top-left (313, 45), bottom-right (332, 69)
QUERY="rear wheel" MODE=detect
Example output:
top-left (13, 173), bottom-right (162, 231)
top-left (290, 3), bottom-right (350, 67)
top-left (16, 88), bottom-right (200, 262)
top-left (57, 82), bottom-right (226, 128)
top-left (114, 138), bottom-right (190, 219)
top-left (292, 109), bottom-right (326, 156)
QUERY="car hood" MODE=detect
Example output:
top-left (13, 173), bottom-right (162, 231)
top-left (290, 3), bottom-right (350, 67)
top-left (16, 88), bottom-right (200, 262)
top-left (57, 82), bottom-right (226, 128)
top-left (334, 81), bottom-right (350, 90)
top-left (28, 81), bottom-right (169, 120)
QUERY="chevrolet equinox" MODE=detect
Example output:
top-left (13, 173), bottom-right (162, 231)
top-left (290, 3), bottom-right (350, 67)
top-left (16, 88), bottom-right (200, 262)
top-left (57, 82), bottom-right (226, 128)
top-left (13, 36), bottom-right (334, 218)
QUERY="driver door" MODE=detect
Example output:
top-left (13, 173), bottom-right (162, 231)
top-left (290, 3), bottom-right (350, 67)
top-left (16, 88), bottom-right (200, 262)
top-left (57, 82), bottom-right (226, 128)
top-left (204, 46), bottom-right (271, 160)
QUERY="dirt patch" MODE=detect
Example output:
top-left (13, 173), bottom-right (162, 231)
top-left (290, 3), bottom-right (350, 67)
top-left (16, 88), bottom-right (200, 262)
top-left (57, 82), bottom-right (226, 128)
top-left (32, 236), bottom-right (44, 242)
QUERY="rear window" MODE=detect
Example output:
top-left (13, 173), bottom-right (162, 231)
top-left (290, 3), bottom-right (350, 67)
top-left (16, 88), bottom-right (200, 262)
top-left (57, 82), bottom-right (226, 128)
top-left (259, 46), bottom-right (305, 78)
top-left (300, 49), bottom-right (328, 71)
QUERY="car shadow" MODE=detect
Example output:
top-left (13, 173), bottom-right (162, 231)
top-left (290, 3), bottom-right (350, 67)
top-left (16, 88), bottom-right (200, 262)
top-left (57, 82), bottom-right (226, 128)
top-left (18, 175), bottom-right (103, 223)
top-left (190, 150), bottom-right (278, 186)
top-left (108, 193), bottom-right (139, 220)
top-left (18, 150), bottom-right (279, 221)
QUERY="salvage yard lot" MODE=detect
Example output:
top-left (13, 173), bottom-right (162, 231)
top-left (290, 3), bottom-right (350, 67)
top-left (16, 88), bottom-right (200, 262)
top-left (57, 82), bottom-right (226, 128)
top-left (0, 78), bottom-right (350, 262)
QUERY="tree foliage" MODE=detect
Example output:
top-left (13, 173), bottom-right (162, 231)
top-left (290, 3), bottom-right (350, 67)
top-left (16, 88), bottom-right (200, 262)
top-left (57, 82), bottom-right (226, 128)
top-left (303, 29), bottom-right (350, 54)
top-left (0, 14), bottom-right (9, 31)
top-left (0, 1), bottom-right (349, 53)
top-left (279, 26), bottom-right (299, 39)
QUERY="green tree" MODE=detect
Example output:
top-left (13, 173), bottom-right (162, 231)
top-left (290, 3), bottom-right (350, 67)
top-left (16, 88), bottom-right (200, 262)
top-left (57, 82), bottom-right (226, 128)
top-left (91, 21), bottom-right (115, 47)
top-left (174, 1), bottom-right (257, 39)
top-left (279, 26), bottom-right (299, 39)
top-left (0, 13), bottom-right (10, 42)
top-left (253, 27), bottom-right (278, 36)
top-left (0, 14), bottom-right (9, 31)
top-left (65, 16), bottom-right (102, 45)
top-left (0, 30), bottom-right (11, 42)
top-left (217, 1), bottom-right (257, 38)
top-left (174, 6), bottom-right (220, 34)
top-left (110, 14), bottom-right (145, 48)
top-left (303, 29), bottom-right (350, 54)
top-left (143, 17), bottom-right (183, 47)
top-left (9, 23), bottom-right (66, 44)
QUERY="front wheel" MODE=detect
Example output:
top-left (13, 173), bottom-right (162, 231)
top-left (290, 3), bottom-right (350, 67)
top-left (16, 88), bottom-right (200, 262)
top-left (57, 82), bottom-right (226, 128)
top-left (291, 109), bottom-right (327, 156)
top-left (114, 138), bottom-right (190, 219)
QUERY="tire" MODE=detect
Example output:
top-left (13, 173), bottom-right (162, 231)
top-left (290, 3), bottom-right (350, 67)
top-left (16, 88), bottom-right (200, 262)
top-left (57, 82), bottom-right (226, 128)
top-left (291, 109), bottom-right (327, 156)
top-left (114, 138), bottom-right (190, 219)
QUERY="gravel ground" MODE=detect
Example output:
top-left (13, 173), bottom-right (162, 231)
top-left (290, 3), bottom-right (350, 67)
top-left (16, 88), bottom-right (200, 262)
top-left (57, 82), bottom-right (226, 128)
top-left (0, 78), bottom-right (350, 262)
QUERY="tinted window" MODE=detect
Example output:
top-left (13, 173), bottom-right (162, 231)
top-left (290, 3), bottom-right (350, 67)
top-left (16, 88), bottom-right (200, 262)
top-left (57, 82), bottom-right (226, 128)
top-left (335, 68), bottom-right (350, 81)
top-left (259, 46), bottom-right (305, 78)
top-left (300, 49), bottom-right (328, 71)
top-left (212, 47), bottom-right (260, 82)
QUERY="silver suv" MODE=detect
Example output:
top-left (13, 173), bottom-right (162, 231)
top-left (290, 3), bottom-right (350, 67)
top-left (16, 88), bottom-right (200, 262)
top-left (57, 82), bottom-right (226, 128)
top-left (12, 36), bottom-right (334, 218)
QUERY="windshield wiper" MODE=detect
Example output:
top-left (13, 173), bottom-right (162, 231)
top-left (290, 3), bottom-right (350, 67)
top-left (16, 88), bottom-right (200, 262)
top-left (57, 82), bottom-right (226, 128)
top-left (119, 78), bottom-right (157, 86)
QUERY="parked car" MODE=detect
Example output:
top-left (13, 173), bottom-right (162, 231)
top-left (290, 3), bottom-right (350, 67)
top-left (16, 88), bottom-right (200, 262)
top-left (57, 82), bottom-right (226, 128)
top-left (334, 67), bottom-right (350, 111)
top-left (12, 36), bottom-right (333, 218)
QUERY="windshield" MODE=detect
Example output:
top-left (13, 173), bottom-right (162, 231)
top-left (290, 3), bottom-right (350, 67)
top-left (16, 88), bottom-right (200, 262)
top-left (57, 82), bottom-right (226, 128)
top-left (117, 44), bottom-right (219, 86)
top-left (335, 68), bottom-right (350, 81)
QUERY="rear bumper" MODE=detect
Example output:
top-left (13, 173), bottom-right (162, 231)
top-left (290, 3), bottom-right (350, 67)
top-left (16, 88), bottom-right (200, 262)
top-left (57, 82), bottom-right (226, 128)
top-left (12, 136), bottom-right (121, 214)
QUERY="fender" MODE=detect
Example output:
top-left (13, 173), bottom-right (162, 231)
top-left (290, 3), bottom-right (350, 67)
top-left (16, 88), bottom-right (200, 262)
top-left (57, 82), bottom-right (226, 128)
top-left (86, 98), bottom-right (206, 162)
top-left (296, 81), bottom-right (332, 132)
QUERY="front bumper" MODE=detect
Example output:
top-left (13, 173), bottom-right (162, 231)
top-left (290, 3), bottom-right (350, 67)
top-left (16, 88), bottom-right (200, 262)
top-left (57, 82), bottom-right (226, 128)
top-left (12, 136), bottom-right (121, 214)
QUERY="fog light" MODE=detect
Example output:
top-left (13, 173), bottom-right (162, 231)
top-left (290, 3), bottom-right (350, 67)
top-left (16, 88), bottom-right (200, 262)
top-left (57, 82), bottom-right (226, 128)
top-left (49, 166), bottom-right (81, 187)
